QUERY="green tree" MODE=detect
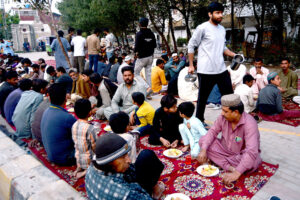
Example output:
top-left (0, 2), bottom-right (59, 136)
top-left (0, 12), bottom-right (20, 39)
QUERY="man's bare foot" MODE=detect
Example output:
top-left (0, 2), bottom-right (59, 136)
top-left (152, 181), bottom-right (165, 199)
top-left (75, 170), bottom-right (87, 179)
top-left (181, 145), bottom-right (189, 152)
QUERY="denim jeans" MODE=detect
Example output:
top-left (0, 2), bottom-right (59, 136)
top-left (89, 54), bottom-right (99, 72)
top-left (133, 109), bottom-right (153, 136)
top-left (106, 51), bottom-right (114, 60)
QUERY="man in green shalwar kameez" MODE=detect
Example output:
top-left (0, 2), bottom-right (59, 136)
top-left (278, 58), bottom-right (298, 99)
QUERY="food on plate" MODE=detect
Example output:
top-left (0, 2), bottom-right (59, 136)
top-left (201, 165), bottom-right (217, 176)
top-left (104, 125), bottom-right (112, 132)
top-left (171, 197), bottom-right (183, 200)
top-left (88, 116), bottom-right (93, 121)
top-left (167, 149), bottom-right (181, 156)
top-left (67, 108), bottom-right (74, 112)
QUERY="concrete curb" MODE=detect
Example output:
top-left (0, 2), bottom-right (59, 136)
top-left (0, 131), bottom-right (83, 200)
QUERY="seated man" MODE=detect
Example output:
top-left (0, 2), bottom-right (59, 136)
top-left (0, 71), bottom-right (18, 118)
top-left (151, 59), bottom-right (168, 93)
top-left (55, 66), bottom-right (73, 95)
top-left (164, 53), bottom-right (185, 80)
top-left (85, 133), bottom-right (164, 200)
top-left (41, 83), bottom-right (77, 165)
top-left (69, 69), bottom-right (92, 99)
top-left (12, 79), bottom-right (48, 141)
top-left (257, 72), bottom-right (300, 118)
top-left (198, 94), bottom-right (262, 185)
top-left (97, 56), bottom-right (107, 76)
top-left (4, 78), bottom-right (32, 125)
top-left (31, 64), bottom-right (44, 79)
top-left (149, 94), bottom-right (183, 147)
top-left (109, 112), bottom-right (137, 163)
top-left (117, 56), bottom-right (132, 84)
top-left (88, 73), bottom-right (117, 119)
top-left (234, 74), bottom-right (255, 113)
top-left (104, 66), bottom-right (146, 120)
top-left (109, 57), bottom-right (122, 83)
top-left (278, 57), bottom-right (298, 99)
top-left (46, 66), bottom-right (57, 83)
top-left (249, 58), bottom-right (269, 97)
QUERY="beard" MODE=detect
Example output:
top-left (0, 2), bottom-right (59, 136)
top-left (125, 78), bottom-right (133, 85)
top-left (211, 15), bottom-right (222, 24)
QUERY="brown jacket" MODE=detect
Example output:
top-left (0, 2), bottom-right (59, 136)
top-left (71, 75), bottom-right (91, 99)
top-left (86, 34), bottom-right (100, 55)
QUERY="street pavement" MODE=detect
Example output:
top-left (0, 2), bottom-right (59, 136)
top-left (2, 52), bottom-right (300, 200)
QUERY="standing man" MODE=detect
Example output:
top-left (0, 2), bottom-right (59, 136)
top-left (86, 28), bottom-right (101, 72)
top-left (278, 57), bottom-right (298, 99)
top-left (66, 27), bottom-right (75, 68)
top-left (134, 17), bottom-right (156, 90)
top-left (51, 30), bottom-right (71, 70)
top-left (187, 2), bottom-right (236, 124)
top-left (71, 29), bottom-right (86, 73)
top-left (102, 28), bottom-right (115, 61)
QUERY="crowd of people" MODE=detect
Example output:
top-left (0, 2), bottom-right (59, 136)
top-left (0, 1), bottom-right (299, 200)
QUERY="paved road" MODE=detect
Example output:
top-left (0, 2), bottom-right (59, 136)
top-left (4, 52), bottom-right (300, 200)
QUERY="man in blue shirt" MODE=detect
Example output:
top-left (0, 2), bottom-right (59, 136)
top-left (13, 79), bottom-right (48, 141)
top-left (41, 83), bottom-right (77, 165)
top-left (55, 66), bottom-right (73, 94)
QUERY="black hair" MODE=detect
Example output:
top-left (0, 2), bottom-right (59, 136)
top-left (56, 66), bottom-right (66, 73)
top-left (103, 28), bottom-right (109, 32)
top-left (160, 94), bottom-right (177, 109)
top-left (178, 102), bottom-right (195, 118)
top-left (139, 17), bottom-right (149, 27)
top-left (5, 71), bottom-right (18, 80)
top-left (92, 160), bottom-right (116, 175)
top-left (281, 57), bottom-right (290, 63)
top-left (68, 27), bottom-right (75, 34)
top-left (82, 69), bottom-right (93, 76)
top-left (40, 63), bottom-right (47, 70)
top-left (32, 79), bottom-right (48, 92)
top-left (132, 92), bottom-right (145, 105)
top-left (121, 66), bottom-right (134, 74)
top-left (109, 111), bottom-right (129, 134)
top-left (268, 77), bottom-right (276, 84)
top-left (48, 83), bottom-right (66, 105)
top-left (179, 52), bottom-right (184, 55)
top-left (18, 78), bottom-right (32, 91)
top-left (243, 74), bottom-right (255, 84)
top-left (156, 59), bottom-right (164, 66)
top-left (46, 66), bottom-right (56, 75)
top-left (229, 102), bottom-right (244, 114)
top-left (117, 57), bottom-right (123, 65)
top-left (89, 72), bottom-right (103, 84)
top-left (94, 28), bottom-right (101, 34)
top-left (38, 58), bottom-right (45, 64)
top-left (109, 56), bottom-right (115, 64)
top-left (161, 55), bottom-right (169, 62)
top-left (208, 2), bottom-right (224, 13)
top-left (121, 53), bottom-right (127, 57)
top-left (21, 58), bottom-right (32, 65)
top-left (77, 29), bottom-right (82, 35)
top-left (31, 64), bottom-right (40, 69)
top-left (58, 30), bottom-right (64, 37)
top-left (68, 68), bottom-right (78, 74)
top-left (254, 57), bottom-right (263, 63)
top-left (98, 56), bottom-right (104, 61)
top-left (74, 99), bottom-right (91, 119)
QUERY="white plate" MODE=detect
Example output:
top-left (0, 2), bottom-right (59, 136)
top-left (104, 125), bottom-right (112, 132)
top-left (196, 164), bottom-right (219, 177)
top-left (67, 108), bottom-right (74, 112)
top-left (165, 193), bottom-right (191, 200)
top-left (163, 149), bottom-right (183, 158)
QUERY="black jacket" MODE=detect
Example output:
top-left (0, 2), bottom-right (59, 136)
top-left (134, 28), bottom-right (156, 58)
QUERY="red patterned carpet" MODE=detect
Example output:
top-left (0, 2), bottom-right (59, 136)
top-left (33, 60), bottom-right (56, 67)
top-left (140, 136), bottom-right (278, 200)
top-left (19, 133), bottom-right (278, 200)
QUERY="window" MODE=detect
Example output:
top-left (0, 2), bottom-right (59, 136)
top-left (23, 29), bottom-right (26, 32)
top-left (41, 28), bottom-right (44, 32)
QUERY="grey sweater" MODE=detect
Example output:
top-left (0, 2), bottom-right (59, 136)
top-left (257, 84), bottom-right (283, 115)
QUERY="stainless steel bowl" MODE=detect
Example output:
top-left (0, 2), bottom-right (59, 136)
top-left (185, 73), bottom-right (197, 82)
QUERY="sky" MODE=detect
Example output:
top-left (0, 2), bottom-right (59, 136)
top-left (51, 0), bottom-right (61, 14)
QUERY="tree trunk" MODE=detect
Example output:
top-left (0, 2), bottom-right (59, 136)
top-left (168, 9), bottom-right (177, 53)
top-left (231, 0), bottom-right (235, 51)
top-left (252, 0), bottom-right (266, 58)
top-left (274, 1), bottom-right (285, 52)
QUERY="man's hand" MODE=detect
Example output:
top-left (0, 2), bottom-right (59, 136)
top-left (188, 65), bottom-right (195, 74)
top-left (160, 137), bottom-right (170, 148)
top-left (90, 108), bottom-right (98, 115)
top-left (170, 140), bottom-right (178, 148)
top-left (172, 65), bottom-right (177, 69)
top-left (196, 149), bottom-right (207, 164)
top-left (28, 139), bottom-right (39, 148)
top-left (187, 122), bottom-right (191, 129)
top-left (129, 112), bottom-right (135, 125)
top-left (222, 170), bottom-right (241, 185)
top-left (278, 87), bottom-right (286, 93)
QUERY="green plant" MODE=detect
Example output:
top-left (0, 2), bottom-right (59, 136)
top-left (177, 37), bottom-right (187, 47)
